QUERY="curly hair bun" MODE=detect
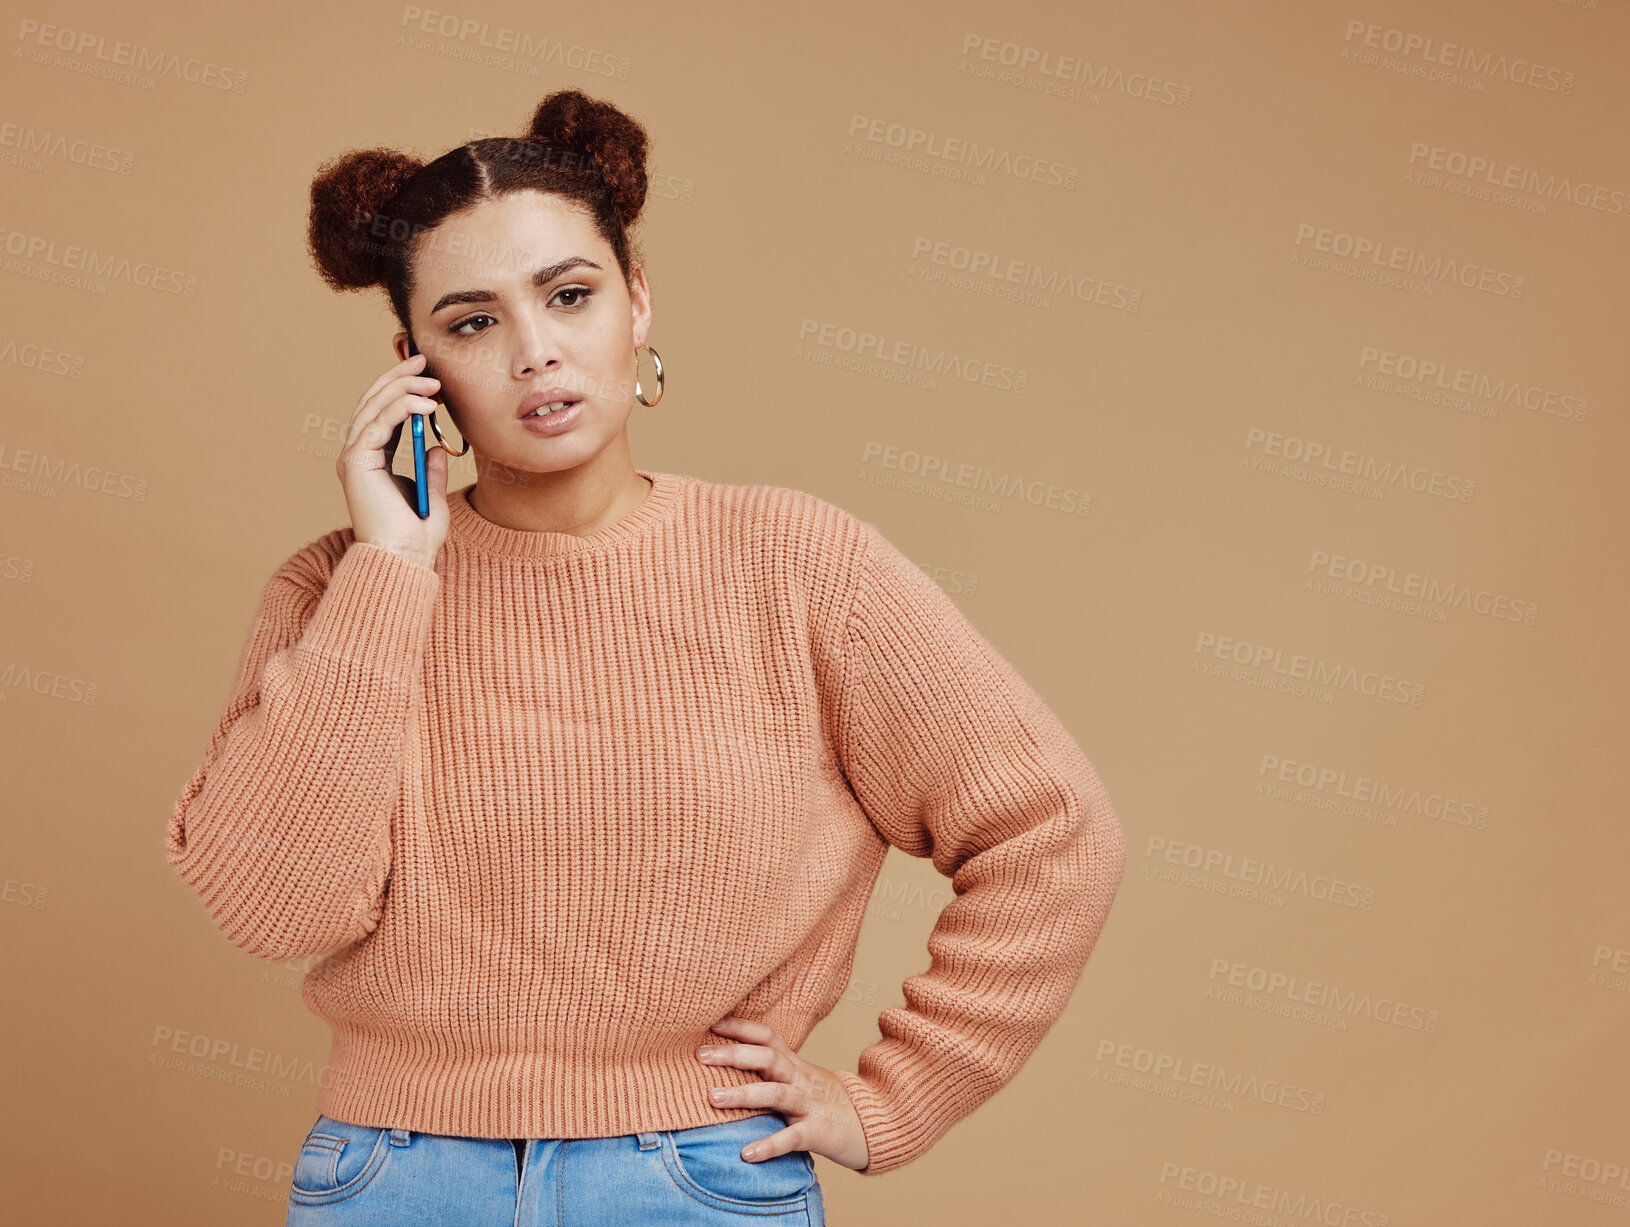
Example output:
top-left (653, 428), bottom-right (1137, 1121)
top-left (527, 89), bottom-right (650, 229)
top-left (308, 148), bottom-right (426, 292)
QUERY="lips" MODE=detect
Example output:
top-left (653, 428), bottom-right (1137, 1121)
top-left (517, 387), bottom-right (582, 417)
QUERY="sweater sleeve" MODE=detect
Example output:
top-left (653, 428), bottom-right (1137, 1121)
top-left (166, 540), bottom-right (441, 964)
top-left (829, 523), bottom-right (1126, 1176)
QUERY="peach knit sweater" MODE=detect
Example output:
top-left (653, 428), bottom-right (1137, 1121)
top-left (166, 468), bottom-right (1125, 1176)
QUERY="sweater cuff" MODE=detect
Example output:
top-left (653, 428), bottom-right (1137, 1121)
top-left (834, 1067), bottom-right (912, 1176)
top-left (299, 542), bottom-right (441, 681)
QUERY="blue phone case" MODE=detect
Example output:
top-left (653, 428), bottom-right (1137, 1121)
top-left (411, 411), bottom-right (429, 518)
top-left (406, 336), bottom-right (432, 519)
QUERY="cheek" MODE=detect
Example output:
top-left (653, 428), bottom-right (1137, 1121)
top-left (588, 334), bottom-right (637, 405)
top-left (449, 348), bottom-right (508, 413)
top-left (454, 375), bottom-right (506, 420)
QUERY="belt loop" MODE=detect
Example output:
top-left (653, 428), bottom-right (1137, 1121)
top-left (636, 1131), bottom-right (662, 1150)
top-left (389, 1128), bottom-right (411, 1146)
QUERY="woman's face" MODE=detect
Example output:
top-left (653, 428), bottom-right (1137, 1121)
top-left (395, 189), bottom-right (651, 480)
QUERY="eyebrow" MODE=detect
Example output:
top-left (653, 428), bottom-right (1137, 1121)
top-left (428, 257), bottom-right (604, 316)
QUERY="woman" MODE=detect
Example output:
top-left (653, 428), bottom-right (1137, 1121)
top-left (166, 88), bottom-right (1126, 1226)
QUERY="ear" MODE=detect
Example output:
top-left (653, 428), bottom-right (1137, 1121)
top-left (392, 330), bottom-right (412, 362)
top-left (627, 265), bottom-right (652, 348)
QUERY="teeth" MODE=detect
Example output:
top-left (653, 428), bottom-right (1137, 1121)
top-left (529, 401), bottom-right (572, 416)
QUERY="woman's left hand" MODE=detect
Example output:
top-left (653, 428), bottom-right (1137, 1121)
top-left (696, 1015), bottom-right (870, 1172)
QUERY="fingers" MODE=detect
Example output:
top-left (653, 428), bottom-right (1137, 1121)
top-left (354, 350), bottom-right (426, 415)
top-left (706, 1081), bottom-right (787, 1112)
top-left (699, 1083), bottom-right (806, 1162)
top-left (699, 1017), bottom-right (860, 1165)
top-left (698, 1039), bottom-right (781, 1080)
top-left (703, 1016), bottom-right (796, 1076)
top-left (421, 436), bottom-right (451, 504)
top-left (710, 1015), bottom-right (772, 1041)
top-left (343, 384), bottom-right (443, 456)
top-left (344, 354), bottom-right (441, 453)
top-left (740, 1126), bottom-right (803, 1163)
top-left (709, 1015), bottom-right (786, 1052)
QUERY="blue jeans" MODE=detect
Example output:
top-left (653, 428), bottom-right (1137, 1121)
top-left (284, 1110), bottom-right (825, 1225)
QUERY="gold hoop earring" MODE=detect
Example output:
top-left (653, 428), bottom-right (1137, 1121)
top-left (426, 409), bottom-right (470, 457)
top-left (634, 343), bottom-right (665, 407)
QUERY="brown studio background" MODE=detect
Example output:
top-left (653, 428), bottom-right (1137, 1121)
top-left (3, 1), bottom-right (1627, 1223)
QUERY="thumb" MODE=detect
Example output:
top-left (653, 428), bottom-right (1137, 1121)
top-left (425, 440), bottom-right (451, 494)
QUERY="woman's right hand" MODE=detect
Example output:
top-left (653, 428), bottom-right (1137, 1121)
top-left (337, 351), bottom-right (451, 570)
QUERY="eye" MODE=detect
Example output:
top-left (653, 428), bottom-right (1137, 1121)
top-left (552, 285), bottom-right (594, 309)
top-left (449, 313), bottom-right (496, 337)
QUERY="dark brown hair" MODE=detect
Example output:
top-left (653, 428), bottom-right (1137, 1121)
top-left (307, 88), bottom-right (651, 336)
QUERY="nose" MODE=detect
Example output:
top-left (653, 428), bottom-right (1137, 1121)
top-left (509, 305), bottom-right (560, 379)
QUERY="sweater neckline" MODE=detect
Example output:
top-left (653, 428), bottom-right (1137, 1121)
top-left (447, 469), bottom-right (682, 559)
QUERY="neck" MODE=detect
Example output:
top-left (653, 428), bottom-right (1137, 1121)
top-left (467, 450), bottom-right (653, 539)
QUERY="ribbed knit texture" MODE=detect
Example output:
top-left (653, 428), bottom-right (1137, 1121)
top-left (166, 469), bottom-right (1126, 1176)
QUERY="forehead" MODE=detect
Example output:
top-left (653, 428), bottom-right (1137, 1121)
top-left (411, 190), bottom-right (606, 289)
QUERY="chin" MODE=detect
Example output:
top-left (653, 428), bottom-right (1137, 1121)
top-left (519, 438), bottom-right (605, 469)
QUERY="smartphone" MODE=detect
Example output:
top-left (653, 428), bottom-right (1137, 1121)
top-left (385, 336), bottom-right (435, 519)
